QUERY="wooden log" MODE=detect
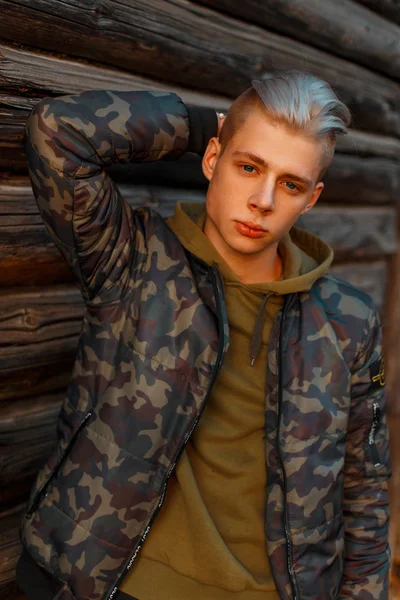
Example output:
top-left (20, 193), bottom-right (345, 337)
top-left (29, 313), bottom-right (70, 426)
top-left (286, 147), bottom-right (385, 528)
top-left (0, 39), bottom-right (229, 171)
top-left (298, 206), bottom-right (397, 260)
top-left (335, 129), bottom-right (400, 160)
top-left (3, 106), bottom-right (400, 175)
top-left (355, 0), bottom-right (400, 26)
top-left (0, 175), bottom-right (74, 283)
top-left (1, 178), bottom-right (398, 258)
top-left (2, 138), bottom-right (399, 214)
top-left (0, 504), bottom-right (25, 588)
top-left (3, 116), bottom-right (400, 181)
top-left (0, 392), bottom-right (62, 447)
top-left (4, 105), bottom-right (400, 181)
top-left (2, 42), bottom-right (400, 163)
top-left (383, 209), bottom-right (400, 416)
top-left (0, 86), bottom-right (27, 171)
top-left (388, 414), bottom-right (400, 588)
top-left (0, 482), bottom-right (31, 519)
top-left (0, 361), bottom-right (74, 403)
top-left (2, 43), bottom-right (400, 172)
top-left (0, 141), bottom-right (26, 172)
top-left (0, 42), bottom-right (231, 111)
top-left (192, 0), bottom-right (400, 81)
top-left (0, 2), bottom-right (399, 137)
top-left (0, 582), bottom-right (26, 600)
top-left (0, 504), bottom-right (25, 585)
top-left (0, 285), bottom-right (83, 373)
top-left (321, 155), bottom-right (400, 205)
top-left (0, 284), bottom-right (80, 408)
top-left (0, 176), bottom-right (397, 284)
top-left (0, 245), bottom-right (73, 287)
top-left (0, 393), bottom-right (62, 491)
top-left (114, 158), bottom-right (400, 207)
top-left (8, 152), bottom-right (400, 206)
top-left (0, 177), bottom-right (207, 284)
top-left (0, 285), bottom-right (83, 345)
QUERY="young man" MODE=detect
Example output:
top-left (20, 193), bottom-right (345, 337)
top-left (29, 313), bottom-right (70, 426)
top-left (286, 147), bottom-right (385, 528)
top-left (17, 71), bottom-right (390, 600)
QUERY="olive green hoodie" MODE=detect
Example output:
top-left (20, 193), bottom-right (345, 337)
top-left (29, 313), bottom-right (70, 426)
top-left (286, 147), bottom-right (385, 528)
top-left (120, 202), bottom-right (333, 600)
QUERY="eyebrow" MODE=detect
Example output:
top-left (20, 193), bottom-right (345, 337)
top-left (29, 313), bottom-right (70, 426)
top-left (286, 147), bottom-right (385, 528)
top-left (231, 150), bottom-right (313, 188)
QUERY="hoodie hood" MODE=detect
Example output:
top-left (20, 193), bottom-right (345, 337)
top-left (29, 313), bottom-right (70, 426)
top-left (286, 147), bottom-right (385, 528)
top-left (167, 201), bottom-right (334, 367)
top-left (166, 202), bottom-right (334, 294)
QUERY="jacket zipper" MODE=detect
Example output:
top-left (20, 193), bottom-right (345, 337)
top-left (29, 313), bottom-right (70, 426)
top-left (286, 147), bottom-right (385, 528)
top-left (368, 401), bottom-right (381, 467)
top-left (106, 265), bottom-right (227, 600)
top-left (25, 411), bottom-right (93, 519)
top-left (276, 303), bottom-right (298, 600)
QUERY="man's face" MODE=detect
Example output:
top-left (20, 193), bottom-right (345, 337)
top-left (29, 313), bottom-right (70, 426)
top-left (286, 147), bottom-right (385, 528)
top-left (202, 110), bottom-right (327, 260)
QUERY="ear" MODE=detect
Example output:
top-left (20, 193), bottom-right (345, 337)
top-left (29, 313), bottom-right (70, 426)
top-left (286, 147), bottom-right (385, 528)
top-left (202, 137), bottom-right (221, 182)
top-left (301, 181), bottom-right (324, 215)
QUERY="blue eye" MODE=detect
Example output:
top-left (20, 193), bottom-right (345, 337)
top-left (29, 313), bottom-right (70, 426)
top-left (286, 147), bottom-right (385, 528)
top-left (285, 182), bottom-right (298, 191)
top-left (242, 165), bottom-right (255, 173)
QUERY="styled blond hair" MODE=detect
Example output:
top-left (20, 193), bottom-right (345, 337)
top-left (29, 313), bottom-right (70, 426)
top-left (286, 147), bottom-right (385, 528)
top-left (219, 70), bottom-right (352, 178)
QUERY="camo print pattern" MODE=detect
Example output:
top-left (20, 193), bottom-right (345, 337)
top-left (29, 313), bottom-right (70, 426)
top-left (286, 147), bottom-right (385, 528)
top-left (265, 280), bottom-right (390, 600)
top-left (21, 91), bottom-right (390, 600)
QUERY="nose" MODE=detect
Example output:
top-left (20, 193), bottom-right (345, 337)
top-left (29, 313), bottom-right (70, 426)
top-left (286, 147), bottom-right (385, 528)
top-left (248, 181), bottom-right (275, 213)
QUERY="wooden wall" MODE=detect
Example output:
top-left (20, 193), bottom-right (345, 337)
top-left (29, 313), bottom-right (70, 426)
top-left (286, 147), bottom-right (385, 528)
top-left (1, 1), bottom-right (400, 598)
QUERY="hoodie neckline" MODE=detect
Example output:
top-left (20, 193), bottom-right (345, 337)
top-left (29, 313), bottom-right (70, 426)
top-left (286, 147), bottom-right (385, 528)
top-left (166, 202), bottom-right (334, 295)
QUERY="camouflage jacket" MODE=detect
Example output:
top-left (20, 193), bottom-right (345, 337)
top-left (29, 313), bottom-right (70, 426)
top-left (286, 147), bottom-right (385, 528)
top-left (21, 91), bottom-right (391, 600)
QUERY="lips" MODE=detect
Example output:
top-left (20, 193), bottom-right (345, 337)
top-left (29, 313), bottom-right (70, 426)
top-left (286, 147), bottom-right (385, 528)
top-left (234, 220), bottom-right (267, 239)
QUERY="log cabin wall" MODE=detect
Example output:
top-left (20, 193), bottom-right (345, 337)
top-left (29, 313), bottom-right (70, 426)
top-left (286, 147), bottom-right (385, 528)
top-left (1, 1), bottom-right (400, 598)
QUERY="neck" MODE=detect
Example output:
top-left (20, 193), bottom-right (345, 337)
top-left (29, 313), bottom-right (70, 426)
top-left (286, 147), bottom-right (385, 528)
top-left (204, 218), bottom-right (283, 284)
top-left (230, 252), bottom-right (282, 284)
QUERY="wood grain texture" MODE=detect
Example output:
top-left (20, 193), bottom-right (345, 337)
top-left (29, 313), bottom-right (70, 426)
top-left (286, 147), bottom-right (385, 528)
top-left (0, 505), bottom-right (29, 600)
top-left (355, 0), bottom-right (400, 26)
top-left (0, 141), bottom-right (26, 172)
top-left (1, 178), bottom-right (397, 287)
top-left (388, 415), bottom-right (400, 585)
top-left (0, 504), bottom-right (25, 588)
top-left (2, 41), bottom-right (400, 162)
top-left (0, 393), bottom-right (62, 491)
top-left (2, 137), bottom-right (399, 208)
top-left (2, 184), bottom-right (398, 259)
top-left (3, 106), bottom-right (400, 174)
top-left (192, 0), bottom-right (400, 81)
top-left (0, 1), bottom-right (399, 136)
top-left (0, 285), bottom-right (83, 372)
top-left (0, 581), bottom-right (26, 600)
top-left (322, 155), bottom-right (400, 205)
top-left (0, 361), bottom-right (74, 403)
top-left (383, 210), bottom-right (400, 417)
top-left (112, 154), bottom-right (400, 205)
top-left (335, 129), bottom-right (400, 160)
top-left (0, 40), bottom-right (229, 171)
top-left (0, 283), bottom-right (77, 406)
top-left (0, 42), bottom-right (231, 110)
top-left (298, 206), bottom-right (397, 259)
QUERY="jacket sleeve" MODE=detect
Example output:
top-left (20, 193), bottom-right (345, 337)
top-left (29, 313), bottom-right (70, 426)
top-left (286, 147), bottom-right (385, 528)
top-left (340, 304), bottom-right (391, 599)
top-left (24, 90), bottom-right (217, 304)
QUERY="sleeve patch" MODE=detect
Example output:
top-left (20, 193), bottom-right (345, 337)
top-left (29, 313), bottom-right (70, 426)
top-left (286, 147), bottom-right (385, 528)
top-left (369, 358), bottom-right (386, 391)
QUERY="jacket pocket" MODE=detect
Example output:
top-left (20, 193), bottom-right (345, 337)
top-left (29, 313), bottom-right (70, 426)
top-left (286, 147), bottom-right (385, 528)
top-left (368, 400), bottom-right (381, 467)
top-left (364, 394), bottom-right (391, 480)
top-left (25, 411), bottom-right (92, 519)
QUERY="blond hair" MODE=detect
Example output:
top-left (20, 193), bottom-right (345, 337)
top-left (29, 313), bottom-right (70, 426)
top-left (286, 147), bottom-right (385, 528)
top-left (220, 70), bottom-right (352, 178)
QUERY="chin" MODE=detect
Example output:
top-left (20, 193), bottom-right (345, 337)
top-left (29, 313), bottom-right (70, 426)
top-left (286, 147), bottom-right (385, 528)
top-left (227, 238), bottom-right (268, 255)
